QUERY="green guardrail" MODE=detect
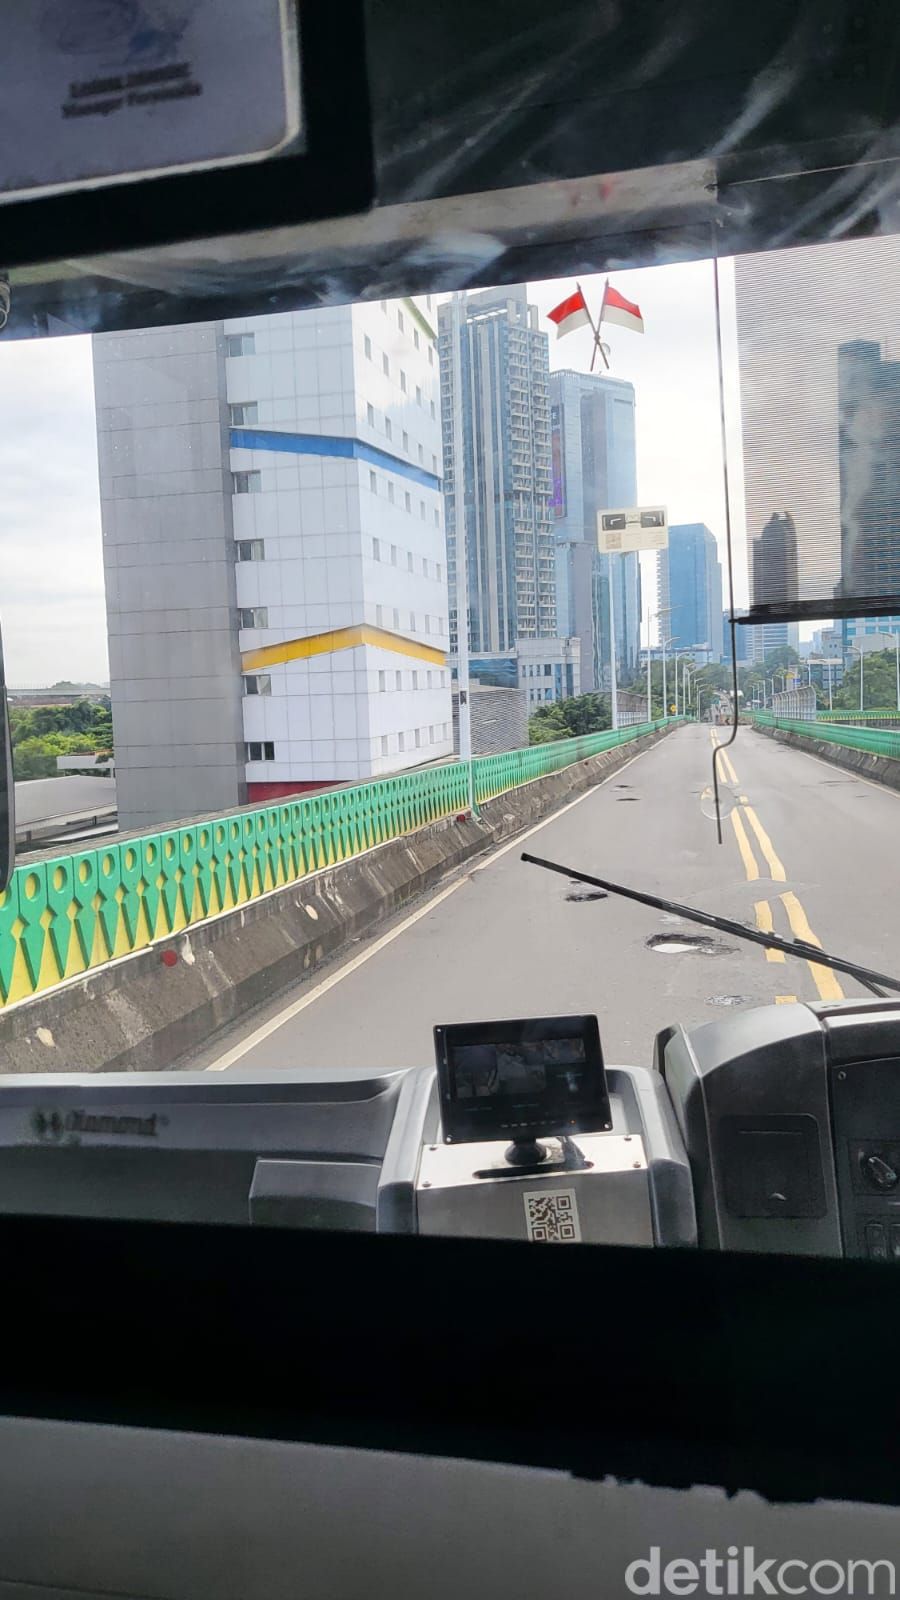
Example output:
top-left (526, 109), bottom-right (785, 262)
top-left (0, 717), bottom-right (672, 1010)
top-left (815, 709), bottom-right (900, 723)
top-left (752, 711), bottom-right (900, 760)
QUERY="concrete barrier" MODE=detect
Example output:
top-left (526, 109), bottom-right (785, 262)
top-left (751, 720), bottom-right (900, 792)
top-left (0, 725), bottom-right (674, 1074)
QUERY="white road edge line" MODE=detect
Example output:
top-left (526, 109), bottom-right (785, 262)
top-left (205, 741), bottom-right (656, 1069)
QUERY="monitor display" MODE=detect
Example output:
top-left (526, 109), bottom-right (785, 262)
top-left (434, 1016), bottom-right (610, 1145)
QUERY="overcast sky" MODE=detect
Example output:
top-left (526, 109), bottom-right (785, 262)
top-left (0, 257), bottom-right (754, 687)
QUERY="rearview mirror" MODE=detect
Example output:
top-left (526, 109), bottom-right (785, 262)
top-left (0, 622), bottom-right (15, 894)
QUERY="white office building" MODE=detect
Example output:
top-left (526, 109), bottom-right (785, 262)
top-left (94, 298), bottom-right (451, 830)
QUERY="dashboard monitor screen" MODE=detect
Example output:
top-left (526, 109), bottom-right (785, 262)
top-left (433, 1015), bottom-right (611, 1144)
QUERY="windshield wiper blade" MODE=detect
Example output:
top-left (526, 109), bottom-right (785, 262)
top-left (521, 852), bottom-right (900, 998)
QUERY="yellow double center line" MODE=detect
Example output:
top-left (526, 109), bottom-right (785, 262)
top-left (711, 734), bottom-right (844, 1003)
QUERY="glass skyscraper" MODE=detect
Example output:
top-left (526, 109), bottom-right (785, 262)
top-left (550, 369), bottom-right (641, 690)
top-left (657, 523), bottom-right (724, 662)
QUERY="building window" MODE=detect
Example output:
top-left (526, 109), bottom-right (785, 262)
top-left (395, 671), bottom-right (402, 690)
top-left (414, 728), bottom-right (422, 748)
top-left (400, 371), bottom-right (407, 394)
top-left (232, 470), bottom-right (261, 494)
top-left (238, 607), bottom-right (268, 628)
top-left (407, 551), bottom-right (414, 572)
top-left (412, 671), bottom-right (419, 689)
top-left (378, 671), bottom-right (386, 692)
top-left (398, 310), bottom-right (404, 332)
top-left (416, 386), bottom-right (422, 406)
top-left (427, 670), bottom-right (433, 688)
top-left (367, 402), bottom-right (375, 426)
top-left (430, 400), bottom-right (436, 419)
top-left (410, 612), bottom-right (416, 631)
top-left (402, 430), bottom-right (409, 451)
top-left (391, 544), bottom-right (398, 565)
top-left (364, 334), bottom-right (372, 360)
top-left (422, 557), bottom-right (430, 578)
top-left (434, 510), bottom-right (440, 529)
top-left (414, 328), bottom-right (420, 350)
top-left (393, 607), bottom-right (400, 630)
top-left (418, 444), bottom-right (424, 464)
top-left (381, 736), bottom-right (389, 755)
top-left (229, 402), bottom-right (258, 426)
top-left (544, 664), bottom-right (552, 676)
top-left (245, 741), bottom-right (275, 761)
top-left (429, 346), bottom-right (434, 366)
top-left (398, 732), bottom-right (405, 753)
top-left (225, 333), bottom-right (255, 356)
top-left (372, 537), bottom-right (381, 560)
top-left (369, 470), bottom-right (377, 493)
top-left (376, 604), bottom-right (384, 626)
top-left (244, 674), bottom-right (271, 696)
top-left (429, 725), bottom-right (436, 742)
top-left (420, 501), bottom-right (426, 519)
top-left (424, 616), bottom-right (431, 634)
top-left (382, 353), bottom-right (390, 377)
top-left (385, 417), bottom-right (392, 441)
top-left (405, 491), bottom-right (411, 512)
top-left (236, 539), bottom-right (265, 561)
top-left (436, 561), bottom-right (442, 580)
top-left (388, 482), bottom-right (395, 504)
top-left (432, 454), bottom-right (438, 474)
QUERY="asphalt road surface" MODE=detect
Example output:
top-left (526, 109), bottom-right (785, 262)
top-left (192, 723), bottom-right (900, 1074)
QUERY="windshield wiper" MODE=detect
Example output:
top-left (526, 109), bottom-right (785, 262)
top-left (522, 853), bottom-right (900, 999)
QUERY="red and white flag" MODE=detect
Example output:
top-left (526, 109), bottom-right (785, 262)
top-left (601, 282), bottom-right (644, 335)
top-left (547, 287), bottom-right (592, 340)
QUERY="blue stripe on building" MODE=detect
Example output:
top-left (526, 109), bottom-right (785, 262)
top-left (230, 428), bottom-right (441, 493)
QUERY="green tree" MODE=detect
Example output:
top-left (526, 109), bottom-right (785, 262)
top-left (833, 649), bottom-right (898, 711)
top-left (528, 692), bottom-right (611, 744)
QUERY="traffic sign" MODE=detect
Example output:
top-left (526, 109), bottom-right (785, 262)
top-left (598, 507), bottom-right (668, 553)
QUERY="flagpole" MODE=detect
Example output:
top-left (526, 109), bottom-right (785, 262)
top-left (576, 278), bottom-right (609, 373)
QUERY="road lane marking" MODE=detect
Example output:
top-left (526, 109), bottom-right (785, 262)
top-left (205, 741), bottom-right (658, 1070)
top-left (742, 805), bottom-right (787, 882)
top-left (780, 891), bottom-right (845, 1002)
top-left (776, 995), bottom-right (798, 1004)
top-left (730, 808), bottom-right (760, 881)
top-left (719, 748), bottom-right (739, 785)
top-left (754, 899), bottom-right (785, 962)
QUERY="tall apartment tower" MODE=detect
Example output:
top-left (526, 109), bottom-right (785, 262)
top-left (438, 286), bottom-right (556, 659)
top-left (94, 298), bottom-right (451, 831)
top-left (550, 368), bottom-right (641, 688)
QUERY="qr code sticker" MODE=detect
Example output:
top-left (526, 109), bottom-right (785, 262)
top-left (523, 1188), bottom-right (582, 1243)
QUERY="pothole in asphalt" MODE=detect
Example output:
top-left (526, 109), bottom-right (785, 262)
top-left (614, 783), bottom-right (633, 788)
top-left (707, 994), bottom-right (752, 1007)
top-left (646, 933), bottom-right (734, 956)
top-left (566, 889), bottom-right (608, 902)
top-left (616, 796), bottom-right (640, 802)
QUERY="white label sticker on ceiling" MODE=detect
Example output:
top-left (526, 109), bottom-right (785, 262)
top-left (0, 0), bottom-right (301, 199)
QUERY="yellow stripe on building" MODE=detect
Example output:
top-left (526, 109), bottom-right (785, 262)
top-left (242, 623), bottom-right (446, 673)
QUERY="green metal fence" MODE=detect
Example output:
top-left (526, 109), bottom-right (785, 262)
top-left (752, 711), bottom-right (900, 760)
top-left (0, 717), bottom-right (670, 1010)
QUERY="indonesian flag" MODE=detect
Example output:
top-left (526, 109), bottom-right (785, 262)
top-left (601, 282), bottom-right (644, 334)
top-left (547, 287), bottom-right (592, 340)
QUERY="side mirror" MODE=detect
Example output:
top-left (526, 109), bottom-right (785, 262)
top-left (0, 623), bottom-right (15, 894)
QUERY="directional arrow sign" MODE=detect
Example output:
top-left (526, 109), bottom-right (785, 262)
top-left (598, 507), bottom-right (668, 553)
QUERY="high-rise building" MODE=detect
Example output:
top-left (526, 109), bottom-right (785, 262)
top-left (438, 286), bottom-right (556, 657)
top-left (657, 524), bottom-right (724, 662)
top-left (837, 340), bottom-right (900, 604)
top-left (94, 299), bottom-right (451, 831)
top-left (549, 369), bottom-right (642, 689)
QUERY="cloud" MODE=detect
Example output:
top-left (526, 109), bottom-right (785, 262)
top-left (0, 334), bottom-right (106, 685)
